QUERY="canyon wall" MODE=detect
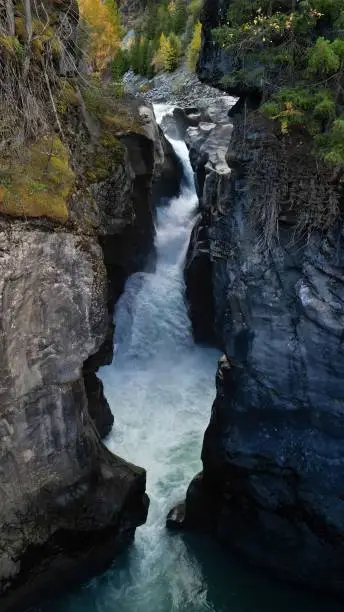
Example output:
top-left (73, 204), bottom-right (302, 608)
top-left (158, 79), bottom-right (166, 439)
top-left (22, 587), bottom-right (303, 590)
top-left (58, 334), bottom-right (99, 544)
top-left (0, 2), bottom-right (179, 604)
top-left (0, 100), bottom-right (173, 610)
top-left (182, 0), bottom-right (344, 598)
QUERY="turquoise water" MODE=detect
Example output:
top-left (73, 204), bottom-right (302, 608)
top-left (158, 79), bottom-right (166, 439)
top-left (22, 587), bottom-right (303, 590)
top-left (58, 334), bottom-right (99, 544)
top-left (38, 108), bottom-right (341, 612)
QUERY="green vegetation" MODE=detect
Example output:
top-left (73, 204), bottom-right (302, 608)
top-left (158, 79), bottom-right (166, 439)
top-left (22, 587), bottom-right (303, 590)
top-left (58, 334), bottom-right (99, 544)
top-left (0, 0), bottom-right (145, 224)
top-left (126, 0), bottom-right (202, 76)
top-left (213, 0), bottom-right (344, 165)
top-left (154, 32), bottom-right (182, 71)
top-left (80, 80), bottom-right (147, 182)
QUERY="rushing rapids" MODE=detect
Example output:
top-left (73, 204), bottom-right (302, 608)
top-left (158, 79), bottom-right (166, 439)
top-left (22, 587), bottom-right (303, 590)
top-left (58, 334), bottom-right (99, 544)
top-left (35, 106), bottom-right (341, 612)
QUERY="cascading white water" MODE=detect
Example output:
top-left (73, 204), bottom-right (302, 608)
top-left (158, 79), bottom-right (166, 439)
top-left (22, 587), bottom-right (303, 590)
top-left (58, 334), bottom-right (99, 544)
top-left (43, 106), bottom-right (342, 612)
top-left (92, 103), bottom-right (221, 611)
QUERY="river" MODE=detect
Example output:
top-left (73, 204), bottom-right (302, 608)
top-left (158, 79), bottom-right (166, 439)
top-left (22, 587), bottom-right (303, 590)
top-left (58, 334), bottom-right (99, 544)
top-left (41, 105), bottom-right (341, 612)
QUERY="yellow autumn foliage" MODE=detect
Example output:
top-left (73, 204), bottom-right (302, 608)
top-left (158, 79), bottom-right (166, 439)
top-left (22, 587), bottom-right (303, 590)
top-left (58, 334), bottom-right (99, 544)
top-left (78, 0), bottom-right (122, 71)
top-left (187, 20), bottom-right (202, 71)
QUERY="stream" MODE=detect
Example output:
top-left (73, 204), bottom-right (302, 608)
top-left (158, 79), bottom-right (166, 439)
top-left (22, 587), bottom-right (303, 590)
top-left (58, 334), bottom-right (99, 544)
top-left (43, 105), bottom-right (341, 612)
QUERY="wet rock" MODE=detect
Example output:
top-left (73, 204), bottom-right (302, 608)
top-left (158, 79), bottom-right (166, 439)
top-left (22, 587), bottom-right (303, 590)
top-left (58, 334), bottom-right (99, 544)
top-left (184, 218), bottom-right (216, 345)
top-left (183, 15), bottom-right (344, 595)
top-left (160, 114), bottom-right (183, 140)
top-left (166, 503), bottom-right (186, 530)
top-left (152, 127), bottom-right (183, 204)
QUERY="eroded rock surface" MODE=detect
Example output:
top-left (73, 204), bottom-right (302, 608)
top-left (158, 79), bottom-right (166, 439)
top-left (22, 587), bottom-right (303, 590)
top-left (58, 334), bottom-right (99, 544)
top-left (181, 11), bottom-right (344, 595)
top-left (0, 229), bottom-right (148, 610)
top-left (0, 92), bottom-right (173, 609)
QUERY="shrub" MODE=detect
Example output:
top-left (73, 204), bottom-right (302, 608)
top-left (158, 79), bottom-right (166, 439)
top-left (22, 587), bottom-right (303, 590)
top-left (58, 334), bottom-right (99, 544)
top-left (111, 48), bottom-right (130, 80)
top-left (316, 118), bottom-right (344, 164)
top-left (213, 0), bottom-right (344, 168)
top-left (308, 37), bottom-right (340, 76)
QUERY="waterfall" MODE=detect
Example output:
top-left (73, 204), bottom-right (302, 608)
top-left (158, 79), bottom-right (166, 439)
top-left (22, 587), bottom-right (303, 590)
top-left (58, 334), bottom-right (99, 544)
top-left (95, 103), bottom-right (220, 610)
top-left (41, 105), bottom-right (342, 612)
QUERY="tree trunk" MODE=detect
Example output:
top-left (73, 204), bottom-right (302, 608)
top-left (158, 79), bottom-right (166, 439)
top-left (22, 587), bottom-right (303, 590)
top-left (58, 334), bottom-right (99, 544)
top-left (5, 0), bottom-right (15, 36)
top-left (22, 0), bottom-right (33, 80)
top-left (23, 0), bottom-right (33, 43)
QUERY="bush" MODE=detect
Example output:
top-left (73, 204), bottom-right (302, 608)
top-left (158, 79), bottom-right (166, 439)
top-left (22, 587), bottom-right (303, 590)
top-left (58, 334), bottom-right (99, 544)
top-left (111, 48), bottom-right (130, 80)
top-left (213, 0), bottom-right (344, 167)
top-left (308, 37), bottom-right (340, 76)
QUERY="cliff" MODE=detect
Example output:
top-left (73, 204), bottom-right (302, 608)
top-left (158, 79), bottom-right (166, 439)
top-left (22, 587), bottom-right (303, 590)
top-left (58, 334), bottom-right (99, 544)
top-left (0, 1), bottom-right (178, 609)
top-left (181, 0), bottom-right (344, 598)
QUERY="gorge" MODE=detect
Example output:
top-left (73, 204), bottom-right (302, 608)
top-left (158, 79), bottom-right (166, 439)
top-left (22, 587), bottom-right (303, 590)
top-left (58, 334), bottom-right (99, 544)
top-left (1, 0), bottom-right (344, 610)
top-left (32, 102), bottom-right (342, 612)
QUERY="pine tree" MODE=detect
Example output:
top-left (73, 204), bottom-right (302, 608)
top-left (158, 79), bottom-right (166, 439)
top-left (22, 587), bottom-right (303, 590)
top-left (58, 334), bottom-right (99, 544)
top-left (154, 32), bottom-right (181, 72)
top-left (168, 32), bottom-right (182, 70)
top-left (139, 36), bottom-right (150, 75)
top-left (130, 34), bottom-right (142, 73)
top-left (172, 0), bottom-right (187, 35)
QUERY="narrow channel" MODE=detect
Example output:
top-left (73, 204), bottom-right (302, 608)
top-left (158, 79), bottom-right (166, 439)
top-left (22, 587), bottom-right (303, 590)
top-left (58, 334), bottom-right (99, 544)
top-left (45, 106), bottom-right (341, 612)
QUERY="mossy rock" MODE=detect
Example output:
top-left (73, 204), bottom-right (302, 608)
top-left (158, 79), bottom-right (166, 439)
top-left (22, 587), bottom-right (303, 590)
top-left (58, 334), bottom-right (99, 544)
top-left (82, 83), bottom-right (144, 134)
top-left (84, 135), bottom-right (125, 184)
top-left (57, 80), bottom-right (80, 114)
top-left (0, 136), bottom-right (75, 222)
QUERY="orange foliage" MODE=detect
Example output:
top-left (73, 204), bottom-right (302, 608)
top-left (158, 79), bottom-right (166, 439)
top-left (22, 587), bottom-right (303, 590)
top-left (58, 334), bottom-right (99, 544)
top-left (78, 0), bottom-right (122, 71)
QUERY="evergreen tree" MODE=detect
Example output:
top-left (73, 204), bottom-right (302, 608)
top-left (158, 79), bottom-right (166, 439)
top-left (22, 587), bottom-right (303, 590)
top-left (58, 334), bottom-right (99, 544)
top-left (139, 36), bottom-right (150, 75)
top-left (130, 34), bottom-right (142, 73)
top-left (111, 48), bottom-right (130, 80)
top-left (171, 0), bottom-right (188, 35)
top-left (154, 32), bottom-right (181, 72)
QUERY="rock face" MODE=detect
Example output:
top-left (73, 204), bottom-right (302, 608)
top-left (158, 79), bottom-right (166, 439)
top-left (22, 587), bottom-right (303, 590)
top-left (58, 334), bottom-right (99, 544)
top-left (198, 0), bottom-right (234, 88)
top-left (0, 229), bottom-right (147, 611)
top-left (0, 96), bottom-right (173, 609)
top-left (182, 0), bottom-right (344, 598)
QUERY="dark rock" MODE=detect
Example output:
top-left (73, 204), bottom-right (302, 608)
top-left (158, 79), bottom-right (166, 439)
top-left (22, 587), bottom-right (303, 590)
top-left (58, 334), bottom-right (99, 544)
top-left (184, 218), bottom-right (216, 345)
top-left (152, 127), bottom-right (183, 204)
top-left (166, 503), bottom-right (186, 530)
top-left (183, 37), bottom-right (344, 596)
top-left (198, 0), bottom-right (237, 89)
top-left (84, 373), bottom-right (114, 439)
top-left (2, 456), bottom-right (149, 612)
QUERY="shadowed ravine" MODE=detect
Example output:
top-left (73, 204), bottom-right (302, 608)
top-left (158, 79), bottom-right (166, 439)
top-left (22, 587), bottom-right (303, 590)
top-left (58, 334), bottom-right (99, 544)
top-left (37, 106), bottom-right (342, 612)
